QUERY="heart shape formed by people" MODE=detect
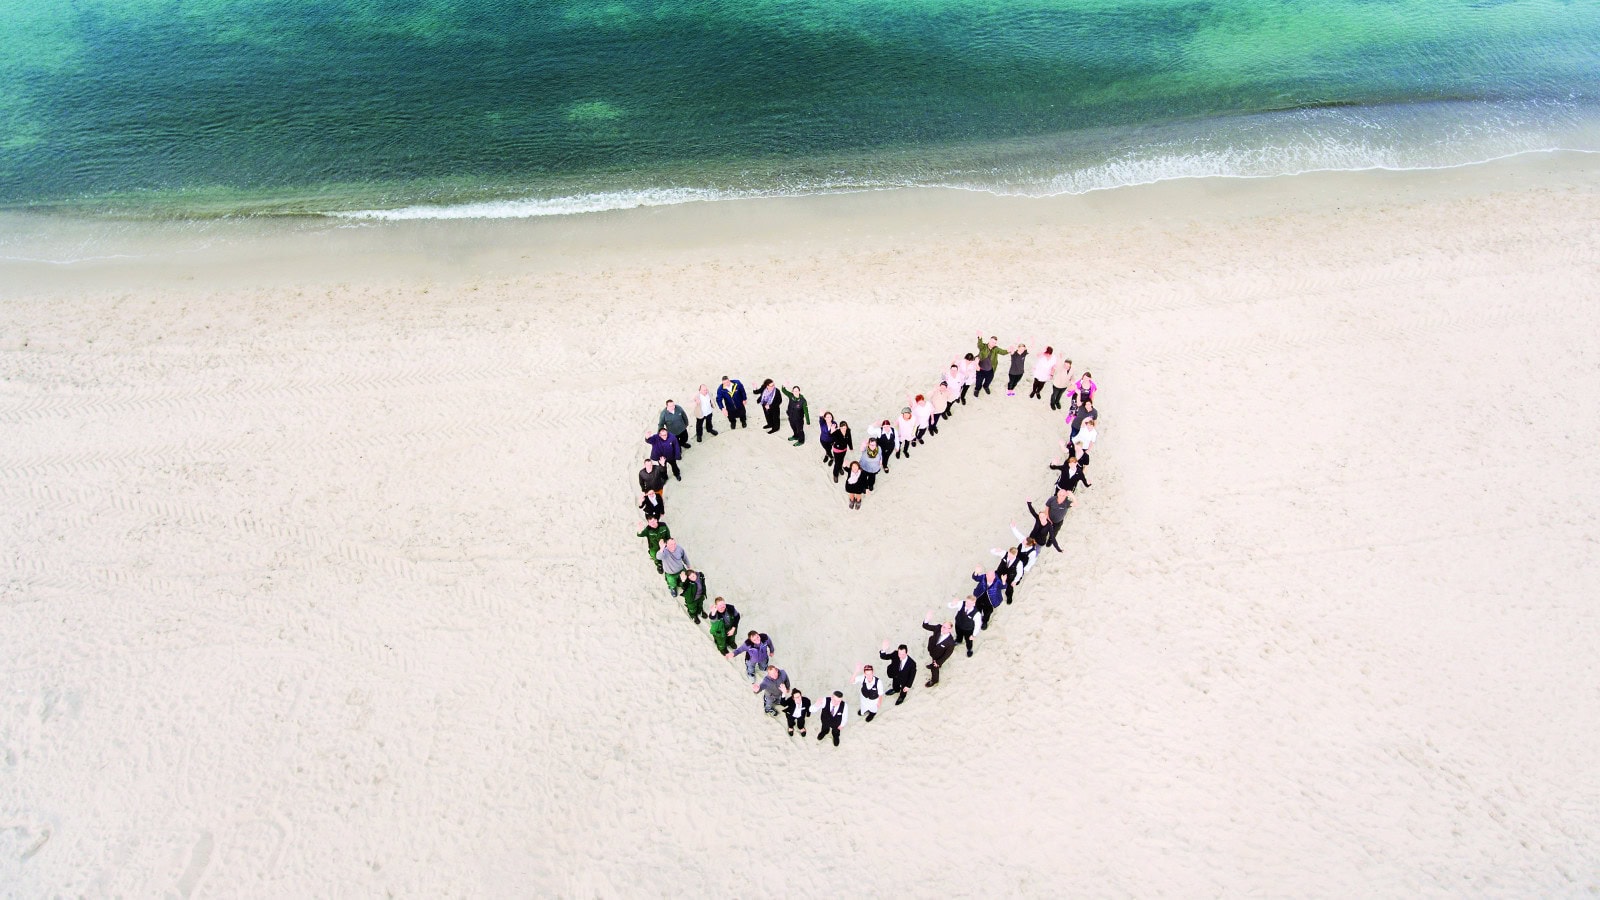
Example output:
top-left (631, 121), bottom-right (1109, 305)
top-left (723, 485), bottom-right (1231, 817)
top-left (634, 340), bottom-right (1100, 744)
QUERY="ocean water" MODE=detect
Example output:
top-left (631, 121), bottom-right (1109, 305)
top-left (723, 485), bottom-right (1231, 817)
top-left (1, 0), bottom-right (1598, 219)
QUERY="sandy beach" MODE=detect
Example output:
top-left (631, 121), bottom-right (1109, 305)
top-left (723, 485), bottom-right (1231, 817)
top-left (3, 155), bottom-right (1599, 895)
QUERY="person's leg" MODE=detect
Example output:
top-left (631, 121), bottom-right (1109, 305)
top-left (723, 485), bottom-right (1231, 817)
top-left (790, 417), bottom-right (804, 444)
top-left (695, 416), bottom-right (705, 441)
top-left (1048, 521), bottom-right (1064, 552)
top-left (665, 572), bottom-right (681, 596)
top-left (666, 458), bottom-right (682, 481)
top-left (963, 633), bottom-right (974, 657)
top-left (831, 727), bottom-right (840, 747)
top-left (707, 414), bottom-right (718, 436)
top-left (929, 412), bottom-right (940, 435)
top-left (1029, 379), bottom-right (1042, 398)
top-left (926, 661), bottom-right (939, 687)
top-left (958, 384), bottom-right (970, 404)
top-left (895, 681), bottom-right (909, 704)
top-left (979, 369), bottom-right (994, 394)
top-left (1008, 371), bottom-right (1022, 391)
top-left (817, 727), bottom-right (827, 742)
top-left (744, 657), bottom-right (758, 682)
top-left (914, 427), bottom-right (926, 446)
top-left (1049, 386), bottom-right (1063, 409)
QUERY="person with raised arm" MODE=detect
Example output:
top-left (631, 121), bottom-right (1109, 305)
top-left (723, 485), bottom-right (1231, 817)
top-left (707, 598), bottom-right (740, 654)
top-left (972, 567), bottom-right (1005, 629)
top-left (716, 375), bottom-right (748, 430)
top-left (817, 691), bottom-right (847, 747)
top-left (844, 461), bottom-right (868, 510)
top-left (656, 537), bottom-right (690, 597)
top-left (928, 383), bottom-right (951, 436)
top-left (817, 411), bottom-right (836, 466)
top-left (910, 394), bottom-right (933, 446)
top-left (853, 663), bottom-right (882, 722)
top-left (875, 419), bottom-right (897, 473)
top-left (727, 630), bottom-right (774, 683)
top-left (958, 353), bottom-right (979, 404)
top-left (644, 426), bottom-right (685, 482)
top-left (757, 378), bottom-right (782, 433)
top-left (781, 384), bottom-right (810, 445)
top-left (893, 406), bottom-right (918, 459)
top-left (1006, 342), bottom-right (1029, 395)
top-left (828, 420), bottom-right (854, 482)
top-left (1028, 346), bottom-right (1056, 399)
top-left (637, 514), bottom-right (670, 574)
top-left (878, 640), bottom-right (918, 706)
top-left (857, 438), bottom-right (882, 494)
top-left (638, 457), bottom-right (669, 505)
top-left (638, 489), bottom-right (664, 521)
top-left (949, 595), bottom-right (983, 657)
top-left (1025, 496), bottom-right (1063, 552)
top-left (752, 664), bottom-right (790, 717)
top-left (781, 687), bottom-right (811, 738)
top-left (976, 333), bottom-right (1005, 397)
top-left (680, 568), bottom-right (708, 623)
top-left (1075, 370), bottom-right (1098, 406)
top-left (921, 613), bottom-right (957, 687)
top-left (1072, 415), bottom-right (1099, 465)
top-left (994, 543), bottom-right (1022, 605)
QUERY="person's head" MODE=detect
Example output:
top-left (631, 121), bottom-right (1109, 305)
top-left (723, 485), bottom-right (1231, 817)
top-left (822, 411), bottom-right (834, 425)
top-left (685, 569), bottom-right (698, 581)
top-left (645, 514), bottom-right (658, 526)
top-left (747, 630), bottom-right (760, 642)
top-left (949, 363), bottom-right (959, 373)
top-left (914, 394), bottom-right (925, 404)
top-left (766, 665), bottom-right (778, 677)
top-left (760, 378), bottom-right (774, 390)
top-left (664, 537), bottom-right (678, 550)
top-left (657, 427), bottom-right (669, 439)
top-left (863, 664), bottom-right (874, 675)
top-left (989, 335), bottom-right (999, 344)
top-left (1005, 545), bottom-right (1017, 558)
top-left (849, 461), bottom-right (861, 472)
top-left (832, 690), bottom-right (844, 701)
top-left (881, 419), bottom-right (892, 429)
top-left (643, 457), bottom-right (657, 468)
top-left (1056, 487), bottom-right (1069, 502)
top-left (664, 399), bottom-right (676, 410)
top-left (1083, 399), bottom-right (1094, 411)
top-left (964, 353), bottom-right (975, 362)
top-left (713, 597), bottom-right (725, 610)
top-left (866, 443), bottom-right (879, 458)
top-left (1044, 346), bottom-right (1054, 356)
top-left (900, 407), bottom-right (912, 419)
top-left (1016, 342), bottom-right (1027, 352)
top-left (791, 385), bottom-right (802, 394)
top-left (942, 621), bottom-right (954, 634)
top-left (837, 420), bottom-right (848, 433)
top-left (897, 644), bottom-right (909, 658)
top-left (721, 376), bottom-right (731, 386)
top-left (698, 383), bottom-right (709, 393)
top-left (1063, 359), bottom-right (1073, 369)
top-left (1024, 538), bottom-right (1038, 550)
top-left (1038, 508), bottom-right (1050, 524)
top-left (790, 689), bottom-right (802, 701)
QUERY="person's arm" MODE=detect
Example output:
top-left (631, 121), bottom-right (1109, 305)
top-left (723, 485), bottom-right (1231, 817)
top-left (922, 620), bottom-right (938, 634)
top-left (780, 386), bottom-right (794, 401)
top-left (1011, 523), bottom-right (1027, 543)
top-left (801, 399), bottom-right (810, 425)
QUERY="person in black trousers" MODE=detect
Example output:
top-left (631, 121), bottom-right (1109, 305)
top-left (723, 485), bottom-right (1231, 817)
top-left (878, 641), bottom-right (918, 705)
top-left (949, 596), bottom-right (982, 657)
top-left (1037, 490), bottom-right (1071, 552)
top-left (757, 379), bottom-right (782, 433)
top-left (828, 421), bottom-right (853, 483)
top-left (716, 376), bottom-right (748, 430)
top-left (994, 545), bottom-right (1021, 605)
top-left (638, 490), bottom-right (664, 521)
top-left (643, 428), bottom-right (683, 481)
top-left (921, 614), bottom-right (957, 687)
top-left (1024, 498), bottom-right (1061, 552)
top-left (817, 691), bottom-right (846, 746)
top-left (781, 385), bottom-right (809, 445)
top-left (782, 688), bottom-right (811, 737)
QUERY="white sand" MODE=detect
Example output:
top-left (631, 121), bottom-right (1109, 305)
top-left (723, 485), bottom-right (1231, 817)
top-left (3, 157), bottom-right (1599, 895)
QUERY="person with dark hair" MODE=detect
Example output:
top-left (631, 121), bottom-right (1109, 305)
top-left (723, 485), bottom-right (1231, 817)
top-left (716, 376), bottom-right (748, 430)
top-left (976, 334), bottom-right (1005, 396)
top-left (1075, 371), bottom-right (1098, 406)
top-left (1029, 347), bottom-right (1056, 399)
top-left (636, 515), bottom-right (670, 574)
top-left (828, 420), bottom-right (854, 482)
top-left (782, 688), bottom-right (811, 737)
top-left (959, 353), bottom-right (978, 404)
top-left (928, 384), bottom-right (951, 435)
top-left (818, 692), bottom-right (847, 746)
top-left (878, 641), bottom-right (918, 705)
top-left (910, 395), bottom-right (932, 446)
top-left (972, 567), bottom-right (1005, 629)
top-left (1050, 445), bottom-right (1089, 492)
top-left (1043, 488), bottom-right (1073, 551)
top-left (644, 427), bottom-right (684, 482)
top-left (1049, 358), bottom-right (1075, 409)
top-left (638, 490), bottom-right (664, 521)
top-left (921, 614), bottom-right (957, 687)
top-left (1069, 399), bottom-right (1098, 442)
top-left (1006, 342), bottom-right (1030, 395)
top-left (727, 630), bottom-right (774, 683)
top-left (781, 385), bottom-right (810, 445)
top-left (757, 379), bottom-right (782, 433)
top-left (858, 436), bottom-right (883, 494)
top-left (844, 461), bottom-right (868, 510)
top-left (752, 665), bottom-right (790, 717)
top-left (1020, 502), bottom-right (1056, 553)
top-left (680, 569), bottom-right (707, 623)
top-left (817, 411), bottom-right (836, 465)
top-left (707, 598), bottom-right (740, 654)
top-left (949, 595), bottom-right (983, 657)
top-left (658, 399), bottom-right (692, 451)
top-left (853, 663), bottom-right (882, 722)
top-left (875, 419), bottom-right (896, 473)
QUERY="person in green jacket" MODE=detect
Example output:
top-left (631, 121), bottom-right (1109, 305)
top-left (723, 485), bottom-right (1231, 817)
top-left (681, 569), bottom-right (707, 623)
top-left (637, 516), bottom-right (670, 573)
top-left (780, 385), bottom-right (810, 445)
top-left (976, 333), bottom-right (1006, 397)
top-left (708, 611), bottom-right (733, 654)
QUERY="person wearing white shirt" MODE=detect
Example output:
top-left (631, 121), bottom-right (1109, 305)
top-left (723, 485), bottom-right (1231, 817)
top-left (1029, 347), bottom-right (1056, 399)
top-left (694, 384), bottom-right (720, 442)
top-left (817, 692), bottom-right (847, 747)
top-left (910, 394), bottom-right (932, 446)
top-left (853, 664), bottom-right (882, 722)
top-left (893, 408), bottom-right (918, 459)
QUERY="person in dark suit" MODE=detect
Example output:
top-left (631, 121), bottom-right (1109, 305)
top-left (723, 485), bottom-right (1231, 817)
top-left (817, 691), bottom-right (847, 746)
top-left (781, 688), bottom-right (811, 737)
top-left (878, 641), bottom-right (918, 705)
top-left (949, 596), bottom-right (983, 657)
top-left (921, 615), bottom-right (957, 687)
top-left (644, 427), bottom-right (684, 481)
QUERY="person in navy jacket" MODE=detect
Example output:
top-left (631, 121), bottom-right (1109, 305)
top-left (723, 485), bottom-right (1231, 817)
top-left (972, 567), bottom-right (1005, 629)
top-left (878, 641), bottom-right (918, 705)
top-left (644, 427), bottom-right (683, 481)
top-left (716, 376), bottom-right (748, 430)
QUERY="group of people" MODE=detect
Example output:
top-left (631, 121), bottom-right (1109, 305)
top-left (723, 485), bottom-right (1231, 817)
top-left (635, 336), bottom-right (1102, 746)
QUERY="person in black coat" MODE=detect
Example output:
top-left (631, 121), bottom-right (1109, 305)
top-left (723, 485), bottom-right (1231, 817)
top-left (828, 421), bottom-right (854, 483)
top-left (994, 547), bottom-right (1021, 605)
top-left (817, 691), bottom-right (847, 747)
top-left (921, 615), bottom-right (957, 687)
top-left (638, 490), bottom-right (664, 521)
top-left (878, 641), bottom-right (918, 705)
top-left (1021, 503), bottom-right (1056, 551)
top-left (949, 596), bottom-right (983, 657)
top-left (781, 688), bottom-right (811, 737)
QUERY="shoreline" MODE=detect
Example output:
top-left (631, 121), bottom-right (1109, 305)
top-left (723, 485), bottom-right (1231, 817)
top-left (3, 147), bottom-right (1598, 298)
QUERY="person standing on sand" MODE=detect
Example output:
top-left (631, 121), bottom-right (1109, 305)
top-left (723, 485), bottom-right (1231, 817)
top-left (694, 384), bottom-right (720, 442)
top-left (1049, 358), bottom-right (1075, 410)
top-left (994, 544), bottom-right (1022, 605)
top-left (716, 376), bottom-right (748, 430)
top-left (758, 379), bottom-right (782, 433)
top-left (844, 461), bottom-right (868, 510)
top-left (1072, 418), bottom-right (1098, 466)
top-left (1069, 399), bottom-right (1098, 442)
top-left (972, 567), bottom-right (1005, 629)
top-left (637, 515), bottom-right (670, 574)
top-left (1006, 342), bottom-right (1029, 395)
top-left (949, 596), bottom-right (982, 657)
top-left (638, 489), bottom-right (664, 521)
top-left (658, 399), bottom-right (692, 451)
top-left (853, 663), bottom-right (882, 722)
top-left (1022, 501), bottom-right (1058, 553)
top-left (876, 419), bottom-right (897, 472)
top-left (1029, 347), bottom-right (1056, 399)
top-left (644, 427), bottom-right (684, 482)
top-left (727, 630), bottom-right (774, 682)
top-left (894, 407), bottom-right (918, 459)
top-left (708, 598), bottom-right (740, 654)
top-left (922, 614), bottom-right (957, 687)
top-left (639, 457), bottom-right (669, 508)
top-left (959, 353), bottom-right (979, 405)
top-left (829, 420), bottom-right (853, 482)
top-left (680, 569), bottom-right (707, 623)
top-left (1075, 371), bottom-right (1098, 406)
top-left (656, 537), bottom-right (690, 597)
top-left (858, 439), bottom-right (882, 493)
top-left (782, 688), bottom-right (811, 737)
top-left (1050, 444), bottom-right (1089, 492)
top-left (708, 608), bottom-right (733, 654)
top-left (879, 641), bottom-right (918, 705)
top-left (818, 412), bottom-right (836, 465)
top-left (910, 394), bottom-right (932, 446)
top-left (976, 334), bottom-right (1005, 396)
top-left (753, 664), bottom-right (790, 717)
top-left (929, 384), bottom-right (951, 436)
top-left (942, 363), bottom-right (964, 414)
top-left (818, 692), bottom-right (847, 746)
top-left (1044, 488), bottom-right (1073, 550)
top-left (782, 385), bottom-right (810, 445)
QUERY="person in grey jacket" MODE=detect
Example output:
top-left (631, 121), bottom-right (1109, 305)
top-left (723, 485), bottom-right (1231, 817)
top-left (1006, 343), bottom-right (1029, 394)
top-left (657, 399), bottom-right (692, 452)
top-left (655, 537), bottom-right (689, 596)
top-left (752, 665), bottom-right (790, 716)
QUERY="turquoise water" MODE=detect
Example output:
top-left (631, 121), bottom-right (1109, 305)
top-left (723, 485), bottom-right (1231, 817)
top-left (1, 0), bottom-right (1598, 218)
